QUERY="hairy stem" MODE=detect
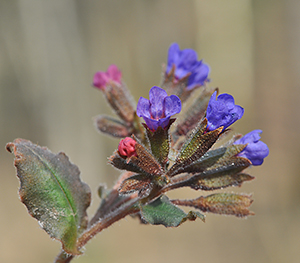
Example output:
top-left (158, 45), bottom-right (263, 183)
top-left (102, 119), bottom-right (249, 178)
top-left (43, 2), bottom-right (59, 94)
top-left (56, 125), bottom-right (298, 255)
top-left (54, 197), bottom-right (139, 263)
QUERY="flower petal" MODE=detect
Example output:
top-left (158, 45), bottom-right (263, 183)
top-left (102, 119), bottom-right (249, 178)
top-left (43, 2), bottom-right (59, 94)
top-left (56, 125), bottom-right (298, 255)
top-left (137, 97), bottom-right (151, 119)
top-left (187, 61), bottom-right (210, 90)
top-left (149, 86), bottom-right (168, 119)
top-left (142, 116), bottom-right (160, 131)
top-left (107, 64), bottom-right (122, 84)
top-left (164, 95), bottom-right (181, 117)
top-left (93, 72), bottom-right (110, 89)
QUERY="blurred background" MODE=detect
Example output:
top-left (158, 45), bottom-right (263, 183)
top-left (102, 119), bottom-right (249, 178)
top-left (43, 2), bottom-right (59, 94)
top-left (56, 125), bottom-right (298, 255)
top-left (1, 1), bottom-right (300, 262)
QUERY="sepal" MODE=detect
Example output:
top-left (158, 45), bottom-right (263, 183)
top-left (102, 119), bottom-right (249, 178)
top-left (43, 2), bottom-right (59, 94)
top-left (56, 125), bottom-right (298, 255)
top-left (143, 119), bottom-right (174, 167)
top-left (109, 140), bottom-right (163, 176)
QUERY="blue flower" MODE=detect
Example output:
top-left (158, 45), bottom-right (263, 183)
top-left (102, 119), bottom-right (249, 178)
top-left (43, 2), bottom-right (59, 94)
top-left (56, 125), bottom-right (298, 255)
top-left (235, 130), bottom-right (269, 165)
top-left (206, 91), bottom-right (244, 131)
top-left (137, 86), bottom-right (181, 131)
top-left (166, 43), bottom-right (210, 90)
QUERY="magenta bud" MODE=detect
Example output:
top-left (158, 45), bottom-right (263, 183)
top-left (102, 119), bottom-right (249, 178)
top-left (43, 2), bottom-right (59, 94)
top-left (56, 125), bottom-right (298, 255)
top-left (118, 137), bottom-right (137, 158)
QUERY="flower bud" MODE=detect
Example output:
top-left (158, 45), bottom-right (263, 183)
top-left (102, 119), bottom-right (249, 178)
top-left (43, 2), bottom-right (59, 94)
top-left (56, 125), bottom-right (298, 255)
top-left (93, 64), bottom-right (122, 90)
top-left (118, 137), bottom-right (137, 158)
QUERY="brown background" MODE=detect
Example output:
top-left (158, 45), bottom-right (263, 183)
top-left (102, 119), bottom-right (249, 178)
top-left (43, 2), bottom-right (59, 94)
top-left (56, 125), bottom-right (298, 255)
top-left (1, 1), bottom-right (300, 263)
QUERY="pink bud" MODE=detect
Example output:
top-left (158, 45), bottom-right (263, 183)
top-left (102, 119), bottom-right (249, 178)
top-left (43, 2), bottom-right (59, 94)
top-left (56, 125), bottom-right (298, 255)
top-left (118, 137), bottom-right (137, 158)
top-left (93, 64), bottom-right (122, 90)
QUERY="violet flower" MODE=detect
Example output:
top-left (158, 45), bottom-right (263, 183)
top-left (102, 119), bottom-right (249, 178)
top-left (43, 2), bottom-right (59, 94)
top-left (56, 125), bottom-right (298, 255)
top-left (235, 130), bottom-right (269, 165)
top-left (136, 86), bottom-right (181, 131)
top-left (206, 91), bottom-right (244, 131)
top-left (93, 64), bottom-right (122, 90)
top-left (166, 43), bottom-right (210, 90)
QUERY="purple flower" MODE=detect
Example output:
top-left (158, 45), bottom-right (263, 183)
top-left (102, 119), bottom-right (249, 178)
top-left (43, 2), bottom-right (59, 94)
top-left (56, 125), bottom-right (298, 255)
top-left (166, 43), bottom-right (210, 90)
top-left (235, 130), bottom-right (269, 165)
top-left (136, 86), bottom-right (181, 131)
top-left (206, 91), bottom-right (244, 131)
top-left (93, 64), bottom-right (122, 90)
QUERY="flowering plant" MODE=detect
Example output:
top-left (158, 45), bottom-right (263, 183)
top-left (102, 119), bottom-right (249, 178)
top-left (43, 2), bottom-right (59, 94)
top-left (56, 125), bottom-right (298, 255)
top-left (6, 43), bottom-right (268, 262)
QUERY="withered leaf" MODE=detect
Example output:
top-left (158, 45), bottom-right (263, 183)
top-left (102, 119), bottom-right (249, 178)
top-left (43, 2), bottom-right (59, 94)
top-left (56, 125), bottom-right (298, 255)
top-left (173, 193), bottom-right (254, 217)
top-left (6, 139), bottom-right (91, 255)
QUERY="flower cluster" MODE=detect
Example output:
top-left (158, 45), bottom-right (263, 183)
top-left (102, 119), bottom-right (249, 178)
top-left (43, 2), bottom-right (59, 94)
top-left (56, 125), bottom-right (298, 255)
top-left (6, 42), bottom-right (271, 263)
top-left (94, 42), bottom-right (269, 226)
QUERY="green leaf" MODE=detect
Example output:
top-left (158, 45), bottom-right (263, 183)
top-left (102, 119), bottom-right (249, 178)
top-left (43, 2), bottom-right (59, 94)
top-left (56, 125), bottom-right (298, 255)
top-left (6, 139), bottom-right (91, 255)
top-left (140, 195), bottom-right (205, 227)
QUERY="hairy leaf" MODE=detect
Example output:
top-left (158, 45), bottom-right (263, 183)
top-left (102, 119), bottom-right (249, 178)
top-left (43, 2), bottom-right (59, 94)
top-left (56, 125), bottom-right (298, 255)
top-left (118, 174), bottom-right (153, 198)
top-left (208, 144), bottom-right (246, 170)
top-left (187, 157), bottom-right (252, 190)
top-left (108, 151), bottom-right (145, 174)
top-left (168, 119), bottom-right (222, 176)
top-left (6, 139), bottom-right (91, 255)
top-left (173, 193), bottom-right (254, 217)
top-left (140, 195), bottom-right (205, 227)
top-left (94, 115), bottom-right (131, 137)
top-left (184, 147), bottom-right (227, 173)
top-left (189, 173), bottom-right (254, 190)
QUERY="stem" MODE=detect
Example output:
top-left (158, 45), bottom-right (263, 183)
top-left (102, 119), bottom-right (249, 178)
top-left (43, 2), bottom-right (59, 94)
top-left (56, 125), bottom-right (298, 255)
top-left (54, 197), bottom-right (139, 263)
top-left (77, 198), bottom-right (139, 249)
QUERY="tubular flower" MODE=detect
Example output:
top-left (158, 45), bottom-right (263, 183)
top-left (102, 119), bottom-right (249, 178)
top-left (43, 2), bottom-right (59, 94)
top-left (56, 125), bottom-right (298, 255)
top-left (93, 64), bottom-right (122, 90)
top-left (136, 86), bottom-right (181, 131)
top-left (235, 130), bottom-right (269, 165)
top-left (206, 91), bottom-right (244, 131)
top-left (166, 43), bottom-right (210, 90)
top-left (118, 137), bottom-right (137, 158)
